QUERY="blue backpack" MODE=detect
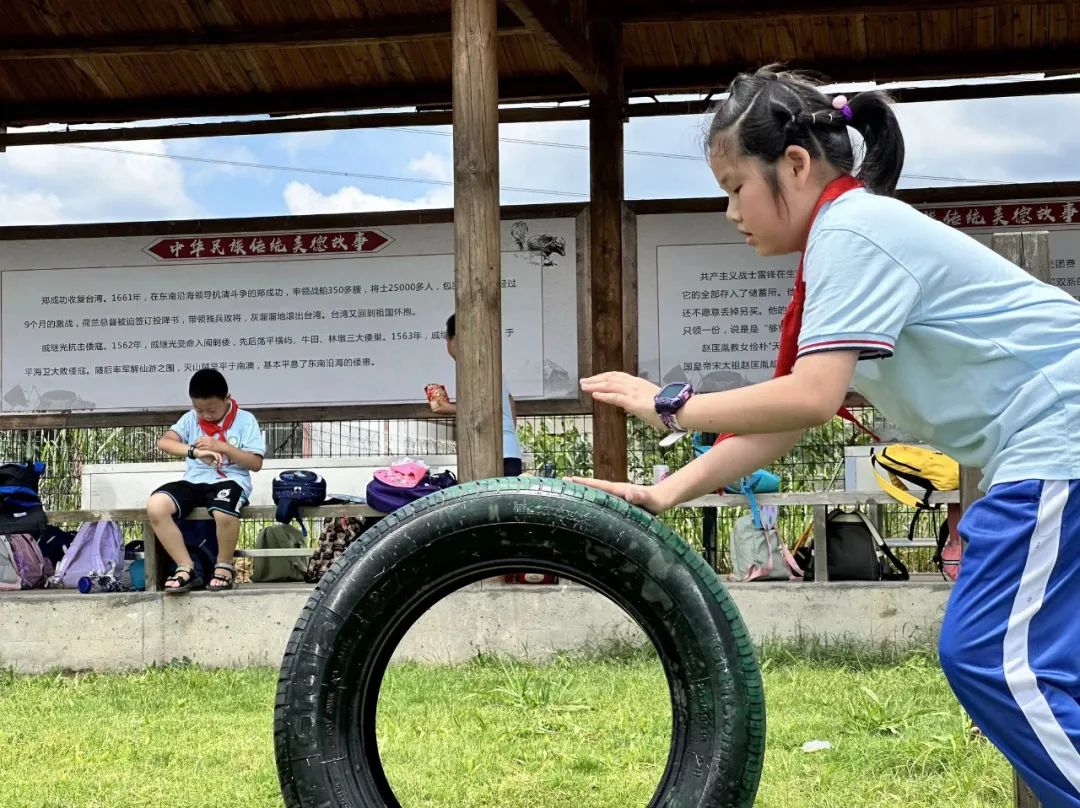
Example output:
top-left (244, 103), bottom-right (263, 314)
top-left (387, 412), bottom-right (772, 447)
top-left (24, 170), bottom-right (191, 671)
top-left (365, 471), bottom-right (457, 514)
top-left (273, 470), bottom-right (327, 535)
top-left (0, 461), bottom-right (47, 536)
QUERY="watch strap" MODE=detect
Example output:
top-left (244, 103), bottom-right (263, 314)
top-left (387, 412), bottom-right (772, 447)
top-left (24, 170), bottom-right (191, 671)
top-left (659, 410), bottom-right (682, 432)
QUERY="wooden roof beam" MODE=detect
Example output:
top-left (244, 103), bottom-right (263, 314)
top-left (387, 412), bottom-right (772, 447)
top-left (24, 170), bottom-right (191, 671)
top-left (0, 10), bottom-right (525, 59)
top-left (4, 47), bottom-right (1078, 128)
top-left (617, 0), bottom-right (1063, 24)
top-left (8, 73), bottom-right (1080, 148)
top-left (502, 0), bottom-right (610, 96)
top-left (6, 71), bottom-right (1080, 149)
top-left (624, 49), bottom-right (1080, 94)
top-left (0, 106), bottom-right (595, 148)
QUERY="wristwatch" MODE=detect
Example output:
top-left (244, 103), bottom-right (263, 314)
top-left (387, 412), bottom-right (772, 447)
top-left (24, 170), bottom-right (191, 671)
top-left (654, 382), bottom-right (694, 446)
top-left (187, 445), bottom-right (196, 459)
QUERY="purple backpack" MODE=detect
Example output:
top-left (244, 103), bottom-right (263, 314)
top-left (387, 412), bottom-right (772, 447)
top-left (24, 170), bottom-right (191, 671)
top-left (365, 471), bottom-right (457, 514)
top-left (2, 533), bottom-right (51, 588)
top-left (47, 521), bottom-right (124, 589)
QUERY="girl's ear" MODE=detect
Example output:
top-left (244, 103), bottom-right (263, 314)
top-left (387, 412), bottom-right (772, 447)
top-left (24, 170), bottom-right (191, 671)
top-left (782, 145), bottom-right (814, 188)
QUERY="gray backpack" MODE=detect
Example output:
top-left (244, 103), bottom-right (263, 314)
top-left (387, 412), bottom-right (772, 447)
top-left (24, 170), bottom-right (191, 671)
top-left (252, 524), bottom-right (307, 583)
top-left (0, 538), bottom-right (20, 590)
top-left (729, 514), bottom-right (802, 582)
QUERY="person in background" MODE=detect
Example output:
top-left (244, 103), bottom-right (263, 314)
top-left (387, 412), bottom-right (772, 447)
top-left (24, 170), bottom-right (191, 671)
top-left (427, 313), bottom-right (523, 477)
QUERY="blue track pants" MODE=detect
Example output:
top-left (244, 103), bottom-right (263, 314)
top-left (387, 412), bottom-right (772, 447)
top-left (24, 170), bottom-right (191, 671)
top-left (940, 479), bottom-right (1080, 808)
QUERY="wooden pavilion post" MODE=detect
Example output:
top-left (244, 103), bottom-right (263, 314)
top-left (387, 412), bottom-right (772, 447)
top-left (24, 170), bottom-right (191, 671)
top-left (961, 230), bottom-right (1049, 808)
top-left (588, 17), bottom-right (628, 482)
top-left (451, 0), bottom-right (503, 481)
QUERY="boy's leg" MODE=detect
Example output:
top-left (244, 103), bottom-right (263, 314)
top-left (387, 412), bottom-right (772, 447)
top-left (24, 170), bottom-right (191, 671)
top-left (206, 481), bottom-right (245, 590)
top-left (147, 482), bottom-right (197, 586)
top-left (939, 479), bottom-right (1080, 808)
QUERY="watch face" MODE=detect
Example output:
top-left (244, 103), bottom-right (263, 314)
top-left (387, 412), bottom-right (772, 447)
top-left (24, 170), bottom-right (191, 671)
top-left (657, 382), bottom-right (689, 403)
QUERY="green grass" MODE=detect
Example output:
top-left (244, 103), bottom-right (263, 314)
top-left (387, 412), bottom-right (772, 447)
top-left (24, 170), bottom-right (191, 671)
top-left (0, 642), bottom-right (1010, 808)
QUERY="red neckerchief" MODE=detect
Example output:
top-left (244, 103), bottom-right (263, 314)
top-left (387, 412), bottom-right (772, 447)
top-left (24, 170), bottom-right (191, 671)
top-left (716, 175), bottom-right (878, 445)
top-left (197, 398), bottom-right (238, 477)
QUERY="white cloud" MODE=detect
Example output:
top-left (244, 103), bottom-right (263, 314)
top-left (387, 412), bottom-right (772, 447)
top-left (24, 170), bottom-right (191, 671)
top-left (181, 141), bottom-right (263, 180)
top-left (496, 120), bottom-right (590, 204)
top-left (278, 130), bottom-right (338, 157)
top-left (0, 139), bottom-right (201, 223)
top-left (282, 180), bottom-right (454, 214)
top-left (0, 187), bottom-right (64, 225)
top-left (893, 95), bottom-right (1080, 187)
top-left (905, 107), bottom-right (1041, 158)
top-left (407, 151), bottom-right (453, 182)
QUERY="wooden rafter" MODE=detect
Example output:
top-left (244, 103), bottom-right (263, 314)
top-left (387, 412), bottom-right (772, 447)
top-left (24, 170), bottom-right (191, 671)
top-left (501, 0), bottom-right (610, 96)
top-left (625, 51), bottom-right (1080, 95)
top-left (5, 75), bottom-right (1080, 148)
top-left (2, 45), bottom-right (1078, 127)
top-left (0, 106), bottom-right (593, 148)
top-left (0, 9), bottom-right (525, 59)
top-left (616, 0), bottom-right (1065, 24)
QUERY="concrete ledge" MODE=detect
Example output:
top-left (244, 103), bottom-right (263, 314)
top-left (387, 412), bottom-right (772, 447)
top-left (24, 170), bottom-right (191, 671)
top-left (0, 580), bottom-right (952, 673)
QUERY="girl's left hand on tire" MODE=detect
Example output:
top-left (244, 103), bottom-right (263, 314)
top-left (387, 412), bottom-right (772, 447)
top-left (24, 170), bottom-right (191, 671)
top-left (565, 477), bottom-right (668, 515)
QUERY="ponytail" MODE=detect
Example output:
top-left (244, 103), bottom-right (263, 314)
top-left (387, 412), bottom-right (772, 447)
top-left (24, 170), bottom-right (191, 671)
top-left (705, 66), bottom-right (906, 196)
top-left (847, 90), bottom-right (905, 195)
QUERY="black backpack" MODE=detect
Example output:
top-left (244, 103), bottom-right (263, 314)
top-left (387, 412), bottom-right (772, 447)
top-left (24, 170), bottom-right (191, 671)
top-left (37, 524), bottom-right (75, 567)
top-left (0, 461), bottom-right (48, 536)
top-left (802, 509), bottom-right (908, 582)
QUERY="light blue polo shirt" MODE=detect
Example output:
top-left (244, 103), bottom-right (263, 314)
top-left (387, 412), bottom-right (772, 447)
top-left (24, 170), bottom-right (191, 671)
top-left (169, 407), bottom-right (266, 496)
top-left (799, 188), bottom-right (1080, 490)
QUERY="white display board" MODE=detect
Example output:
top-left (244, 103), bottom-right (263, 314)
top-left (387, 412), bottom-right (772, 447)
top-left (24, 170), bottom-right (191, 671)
top-left (638, 212), bottom-right (798, 391)
top-left (1, 217), bottom-right (578, 413)
top-left (638, 197), bottom-right (1080, 391)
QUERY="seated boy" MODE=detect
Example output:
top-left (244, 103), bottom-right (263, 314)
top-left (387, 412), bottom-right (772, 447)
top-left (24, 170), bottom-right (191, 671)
top-left (146, 368), bottom-right (265, 594)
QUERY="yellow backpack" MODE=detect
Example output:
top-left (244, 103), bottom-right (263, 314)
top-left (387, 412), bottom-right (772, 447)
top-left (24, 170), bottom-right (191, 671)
top-left (871, 444), bottom-right (960, 510)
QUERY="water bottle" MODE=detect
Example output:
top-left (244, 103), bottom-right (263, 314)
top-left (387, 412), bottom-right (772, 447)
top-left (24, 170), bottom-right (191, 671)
top-left (78, 572), bottom-right (134, 594)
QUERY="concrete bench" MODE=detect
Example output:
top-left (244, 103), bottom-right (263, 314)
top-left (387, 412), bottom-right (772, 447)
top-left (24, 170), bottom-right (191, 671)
top-left (79, 456), bottom-right (458, 510)
top-left (55, 462), bottom-right (955, 589)
top-left (57, 457), bottom-right (457, 591)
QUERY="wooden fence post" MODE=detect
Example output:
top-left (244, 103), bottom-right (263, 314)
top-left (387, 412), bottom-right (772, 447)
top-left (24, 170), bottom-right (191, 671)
top-left (451, 0), bottom-right (503, 481)
top-left (588, 17), bottom-right (627, 483)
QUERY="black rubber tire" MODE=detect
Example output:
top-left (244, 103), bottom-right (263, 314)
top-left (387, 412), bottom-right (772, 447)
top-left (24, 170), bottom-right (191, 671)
top-left (274, 477), bottom-right (765, 807)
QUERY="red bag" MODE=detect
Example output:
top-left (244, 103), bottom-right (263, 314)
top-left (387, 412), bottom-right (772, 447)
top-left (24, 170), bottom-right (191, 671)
top-left (937, 503), bottom-right (964, 582)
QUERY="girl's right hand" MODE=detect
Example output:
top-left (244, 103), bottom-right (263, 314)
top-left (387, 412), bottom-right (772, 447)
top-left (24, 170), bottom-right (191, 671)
top-left (579, 372), bottom-right (663, 430)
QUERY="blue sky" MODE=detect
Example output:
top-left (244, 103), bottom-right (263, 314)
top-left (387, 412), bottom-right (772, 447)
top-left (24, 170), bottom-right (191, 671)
top-left (0, 84), bottom-right (1076, 226)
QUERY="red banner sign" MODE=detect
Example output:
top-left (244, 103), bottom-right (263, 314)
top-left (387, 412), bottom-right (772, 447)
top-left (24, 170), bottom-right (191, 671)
top-left (916, 201), bottom-right (1080, 229)
top-left (146, 229), bottom-right (392, 261)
